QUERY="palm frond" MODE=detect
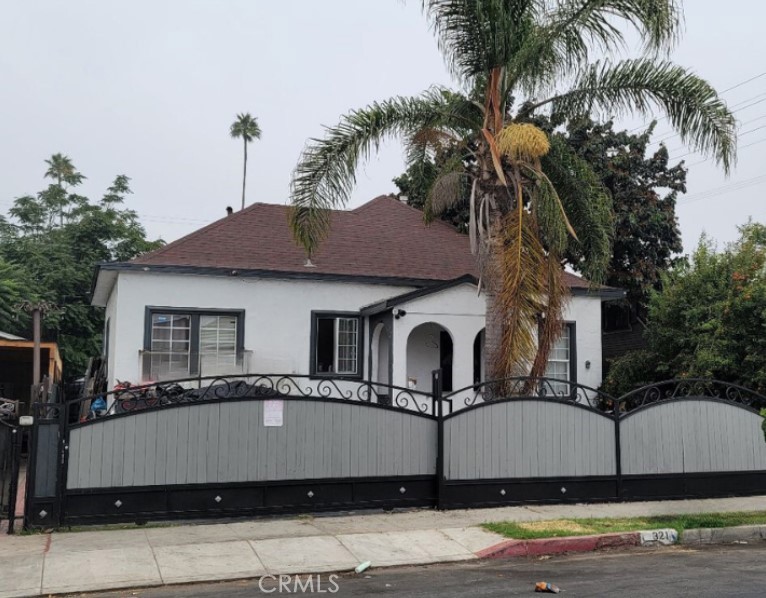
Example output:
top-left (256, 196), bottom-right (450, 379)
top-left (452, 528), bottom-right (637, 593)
top-left (506, 0), bottom-right (682, 97)
top-left (493, 207), bottom-right (548, 378)
top-left (422, 0), bottom-right (543, 82)
top-left (541, 135), bottom-right (613, 284)
top-left (528, 250), bottom-right (569, 381)
top-left (529, 171), bottom-right (569, 255)
top-left (426, 164), bottom-right (467, 219)
top-left (525, 59), bottom-right (737, 173)
top-left (289, 89), bottom-right (481, 253)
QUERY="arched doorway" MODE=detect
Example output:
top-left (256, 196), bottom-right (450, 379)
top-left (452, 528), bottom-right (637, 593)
top-left (406, 323), bottom-right (453, 394)
top-left (473, 328), bottom-right (485, 384)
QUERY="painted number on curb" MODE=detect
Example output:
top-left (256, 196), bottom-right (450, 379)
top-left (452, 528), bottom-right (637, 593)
top-left (640, 529), bottom-right (678, 545)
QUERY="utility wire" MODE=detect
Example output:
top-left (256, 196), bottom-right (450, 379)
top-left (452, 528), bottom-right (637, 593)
top-left (628, 70), bottom-right (766, 133)
top-left (677, 174), bottom-right (766, 206)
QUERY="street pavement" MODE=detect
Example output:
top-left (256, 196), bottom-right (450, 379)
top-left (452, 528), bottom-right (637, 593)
top-left (82, 544), bottom-right (766, 597)
top-left (4, 494), bottom-right (766, 597)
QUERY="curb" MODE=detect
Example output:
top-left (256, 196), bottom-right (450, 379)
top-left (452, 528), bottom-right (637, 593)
top-left (680, 524), bottom-right (766, 546)
top-left (476, 532), bottom-right (642, 559)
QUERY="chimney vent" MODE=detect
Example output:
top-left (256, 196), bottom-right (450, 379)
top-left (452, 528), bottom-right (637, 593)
top-left (226, 206), bottom-right (233, 216)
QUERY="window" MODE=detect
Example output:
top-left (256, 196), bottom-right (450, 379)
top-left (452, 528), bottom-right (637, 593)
top-left (150, 313), bottom-right (192, 380)
top-left (144, 309), bottom-right (243, 381)
top-left (544, 323), bottom-right (576, 396)
top-left (312, 313), bottom-right (362, 377)
top-left (199, 315), bottom-right (238, 375)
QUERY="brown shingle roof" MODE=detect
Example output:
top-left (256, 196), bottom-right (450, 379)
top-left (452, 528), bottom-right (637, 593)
top-left (132, 195), bottom-right (601, 289)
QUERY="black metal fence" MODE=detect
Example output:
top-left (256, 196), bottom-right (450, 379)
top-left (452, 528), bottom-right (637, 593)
top-left (0, 399), bottom-right (21, 533)
top-left (22, 372), bottom-right (766, 528)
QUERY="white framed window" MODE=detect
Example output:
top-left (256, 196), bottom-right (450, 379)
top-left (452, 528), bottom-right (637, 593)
top-left (150, 313), bottom-right (192, 380)
top-left (544, 324), bottom-right (574, 396)
top-left (313, 313), bottom-right (361, 377)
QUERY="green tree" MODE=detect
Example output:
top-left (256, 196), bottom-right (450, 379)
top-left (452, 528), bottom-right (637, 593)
top-left (229, 113), bottom-right (262, 211)
top-left (603, 223), bottom-right (766, 395)
top-left (1, 156), bottom-right (163, 378)
top-left (289, 0), bottom-right (735, 379)
top-left (0, 257), bottom-right (28, 332)
top-left (559, 118), bottom-right (684, 314)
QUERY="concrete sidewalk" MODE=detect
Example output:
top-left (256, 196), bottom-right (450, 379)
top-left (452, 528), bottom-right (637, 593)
top-left (4, 494), bottom-right (766, 597)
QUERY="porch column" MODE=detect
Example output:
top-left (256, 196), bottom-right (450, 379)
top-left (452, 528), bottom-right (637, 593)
top-left (452, 334), bottom-right (475, 392)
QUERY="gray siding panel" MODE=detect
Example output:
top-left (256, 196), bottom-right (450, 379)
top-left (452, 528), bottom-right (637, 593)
top-left (444, 401), bottom-right (616, 480)
top-left (67, 401), bottom-right (437, 489)
top-left (620, 400), bottom-right (766, 475)
top-left (34, 423), bottom-right (59, 498)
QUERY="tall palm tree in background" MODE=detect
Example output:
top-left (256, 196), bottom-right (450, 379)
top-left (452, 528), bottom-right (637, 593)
top-left (44, 153), bottom-right (85, 227)
top-left (230, 113), bottom-right (262, 211)
top-left (290, 0), bottom-right (736, 381)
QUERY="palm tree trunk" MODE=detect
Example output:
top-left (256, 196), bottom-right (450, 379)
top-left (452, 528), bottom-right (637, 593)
top-left (484, 289), bottom-right (505, 382)
top-left (241, 139), bottom-right (248, 211)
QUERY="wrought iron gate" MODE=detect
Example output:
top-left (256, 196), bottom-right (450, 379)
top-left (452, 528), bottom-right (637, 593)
top-left (0, 398), bottom-right (21, 533)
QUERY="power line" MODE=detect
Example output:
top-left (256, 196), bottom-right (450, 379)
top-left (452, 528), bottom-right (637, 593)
top-left (629, 70), bottom-right (766, 135)
top-left (668, 121), bottom-right (766, 158)
top-left (677, 174), bottom-right (766, 206)
top-left (654, 95), bottom-right (766, 147)
top-left (685, 136), bottom-right (766, 167)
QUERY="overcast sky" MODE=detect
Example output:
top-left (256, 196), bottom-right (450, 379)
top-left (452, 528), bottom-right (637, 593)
top-left (1, 1), bottom-right (764, 252)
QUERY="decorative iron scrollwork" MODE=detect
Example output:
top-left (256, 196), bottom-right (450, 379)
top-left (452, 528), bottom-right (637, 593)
top-left (444, 377), bottom-right (614, 412)
top-left (72, 373), bottom-right (436, 422)
top-left (617, 379), bottom-right (766, 413)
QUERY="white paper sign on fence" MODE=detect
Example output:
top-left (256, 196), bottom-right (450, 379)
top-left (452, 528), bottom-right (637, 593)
top-left (263, 400), bottom-right (284, 427)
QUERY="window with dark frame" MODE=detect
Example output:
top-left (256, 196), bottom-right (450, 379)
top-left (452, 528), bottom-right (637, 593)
top-left (144, 309), bottom-right (243, 381)
top-left (312, 313), bottom-right (361, 377)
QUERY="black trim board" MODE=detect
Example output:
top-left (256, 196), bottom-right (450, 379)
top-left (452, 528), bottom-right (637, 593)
top-left (60, 476), bottom-right (437, 525)
top-left (441, 476), bottom-right (618, 508)
top-left (360, 275), bottom-right (478, 316)
top-left (621, 471), bottom-right (766, 500)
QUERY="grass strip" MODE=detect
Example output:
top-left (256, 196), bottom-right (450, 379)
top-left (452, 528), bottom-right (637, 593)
top-left (482, 511), bottom-right (766, 540)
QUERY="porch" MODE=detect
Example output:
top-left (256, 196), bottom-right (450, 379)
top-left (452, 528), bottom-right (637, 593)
top-left (363, 276), bottom-right (486, 396)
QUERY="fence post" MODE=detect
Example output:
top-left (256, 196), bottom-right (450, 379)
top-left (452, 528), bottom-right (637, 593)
top-left (6, 426), bottom-right (22, 534)
top-left (432, 369), bottom-right (445, 510)
top-left (613, 399), bottom-right (622, 500)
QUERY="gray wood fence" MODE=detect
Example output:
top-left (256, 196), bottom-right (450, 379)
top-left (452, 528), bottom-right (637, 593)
top-left (67, 400), bottom-right (437, 490)
top-left (621, 400), bottom-right (766, 475)
top-left (444, 400), bottom-right (616, 480)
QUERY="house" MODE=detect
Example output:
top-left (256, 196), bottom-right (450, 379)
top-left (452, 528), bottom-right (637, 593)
top-left (90, 195), bottom-right (623, 397)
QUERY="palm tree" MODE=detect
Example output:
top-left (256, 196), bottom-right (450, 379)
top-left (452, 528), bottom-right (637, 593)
top-left (44, 153), bottom-right (85, 227)
top-left (289, 0), bottom-right (736, 381)
top-left (230, 113), bottom-right (262, 210)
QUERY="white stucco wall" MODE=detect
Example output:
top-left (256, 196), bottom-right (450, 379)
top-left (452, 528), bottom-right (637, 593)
top-left (102, 272), bottom-right (604, 393)
top-left (106, 271), bottom-right (413, 388)
top-left (563, 295), bottom-right (603, 390)
top-left (393, 283), bottom-right (486, 394)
